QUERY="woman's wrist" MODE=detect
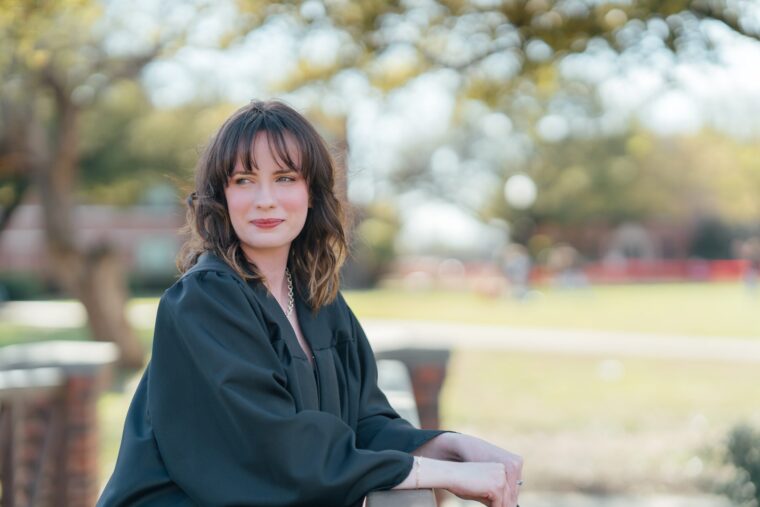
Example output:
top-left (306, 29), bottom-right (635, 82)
top-left (411, 431), bottom-right (462, 461)
top-left (438, 432), bottom-right (471, 462)
top-left (392, 456), bottom-right (459, 490)
top-left (417, 456), bottom-right (460, 489)
top-left (449, 432), bottom-right (502, 463)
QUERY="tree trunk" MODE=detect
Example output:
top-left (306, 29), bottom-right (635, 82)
top-left (28, 93), bottom-right (145, 369)
top-left (40, 237), bottom-right (145, 370)
top-left (0, 173), bottom-right (30, 233)
top-left (0, 99), bottom-right (34, 233)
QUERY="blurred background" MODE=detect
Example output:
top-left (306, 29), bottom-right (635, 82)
top-left (1, 0), bottom-right (760, 506)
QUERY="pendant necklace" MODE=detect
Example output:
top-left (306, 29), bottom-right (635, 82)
top-left (284, 267), bottom-right (294, 317)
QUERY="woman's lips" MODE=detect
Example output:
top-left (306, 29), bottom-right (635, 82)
top-left (251, 219), bottom-right (284, 229)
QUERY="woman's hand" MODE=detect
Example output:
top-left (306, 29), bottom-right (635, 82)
top-left (402, 433), bottom-right (524, 505)
top-left (444, 462), bottom-right (516, 507)
top-left (446, 433), bottom-right (524, 504)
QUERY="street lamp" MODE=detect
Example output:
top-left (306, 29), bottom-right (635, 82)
top-left (504, 173), bottom-right (537, 210)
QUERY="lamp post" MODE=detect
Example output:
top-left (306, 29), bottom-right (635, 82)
top-left (501, 173), bottom-right (538, 298)
top-left (503, 172), bottom-right (537, 244)
top-left (503, 173), bottom-right (537, 211)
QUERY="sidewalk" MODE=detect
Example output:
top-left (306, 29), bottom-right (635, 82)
top-left (362, 319), bottom-right (760, 362)
top-left (2, 300), bottom-right (759, 362)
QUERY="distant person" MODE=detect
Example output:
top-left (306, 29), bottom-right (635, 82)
top-left (500, 243), bottom-right (532, 299)
top-left (548, 244), bottom-right (588, 289)
top-left (741, 237), bottom-right (760, 293)
top-left (98, 100), bottom-right (523, 507)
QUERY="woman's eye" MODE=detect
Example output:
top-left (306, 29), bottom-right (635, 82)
top-left (277, 175), bottom-right (296, 182)
top-left (233, 177), bottom-right (251, 185)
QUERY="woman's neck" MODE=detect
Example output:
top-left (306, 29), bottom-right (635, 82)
top-left (244, 249), bottom-right (290, 302)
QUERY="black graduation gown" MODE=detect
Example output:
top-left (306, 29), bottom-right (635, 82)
top-left (98, 252), bottom-right (452, 507)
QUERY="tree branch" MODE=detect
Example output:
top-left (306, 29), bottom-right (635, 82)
top-left (0, 174), bottom-right (30, 233)
top-left (689, 2), bottom-right (760, 43)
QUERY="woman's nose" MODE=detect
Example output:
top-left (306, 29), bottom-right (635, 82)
top-left (253, 183), bottom-right (277, 208)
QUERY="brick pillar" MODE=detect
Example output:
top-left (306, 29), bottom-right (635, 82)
top-left (21, 389), bottom-right (64, 506)
top-left (0, 341), bottom-right (118, 507)
top-left (0, 367), bottom-right (64, 507)
top-left (62, 374), bottom-right (102, 507)
top-left (375, 348), bottom-right (451, 507)
top-left (375, 349), bottom-right (450, 430)
top-left (409, 362), bottom-right (447, 430)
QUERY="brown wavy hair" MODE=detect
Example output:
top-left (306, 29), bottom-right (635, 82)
top-left (177, 100), bottom-right (349, 312)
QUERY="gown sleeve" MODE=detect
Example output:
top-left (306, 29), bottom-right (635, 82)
top-left (147, 270), bottom-right (414, 507)
top-left (348, 304), bottom-right (457, 454)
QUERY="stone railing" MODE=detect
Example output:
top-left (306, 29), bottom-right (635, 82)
top-left (366, 356), bottom-right (449, 507)
top-left (367, 489), bottom-right (439, 507)
top-left (0, 343), bottom-right (444, 507)
top-left (0, 341), bottom-right (118, 507)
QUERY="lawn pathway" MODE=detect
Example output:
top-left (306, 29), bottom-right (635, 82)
top-left (362, 319), bottom-right (760, 362)
top-left (2, 300), bottom-right (759, 362)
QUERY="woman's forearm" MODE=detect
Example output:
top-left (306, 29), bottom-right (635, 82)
top-left (392, 455), bottom-right (516, 506)
top-left (392, 456), bottom-right (460, 490)
top-left (410, 432), bottom-right (463, 461)
top-left (415, 431), bottom-right (512, 463)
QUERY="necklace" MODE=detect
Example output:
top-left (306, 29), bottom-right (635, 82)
top-left (284, 267), bottom-right (294, 317)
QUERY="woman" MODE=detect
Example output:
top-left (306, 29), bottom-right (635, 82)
top-left (98, 100), bottom-right (523, 507)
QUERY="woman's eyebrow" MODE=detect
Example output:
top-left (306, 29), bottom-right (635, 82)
top-left (231, 166), bottom-right (297, 175)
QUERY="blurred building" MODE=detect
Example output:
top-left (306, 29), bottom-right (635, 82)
top-left (0, 204), bottom-right (184, 280)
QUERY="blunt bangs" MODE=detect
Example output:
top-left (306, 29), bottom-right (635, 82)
top-left (230, 109), bottom-right (320, 185)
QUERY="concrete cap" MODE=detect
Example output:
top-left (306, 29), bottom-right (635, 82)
top-left (0, 341), bottom-right (120, 374)
top-left (0, 367), bottom-right (65, 397)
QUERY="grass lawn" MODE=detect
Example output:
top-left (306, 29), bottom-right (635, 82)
top-left (442, 349), bottom-right (760, 494)
top-left (344, 282), bottom-right (760, 338)
top-left (0, 325), bottom-right (88, 348)
top-left (97, 349), bottom-right (759, 494)
top-left (3, 282), bottom-right (758, 345)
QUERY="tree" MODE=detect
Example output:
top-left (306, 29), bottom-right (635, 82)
top-left (0, 0), bottom-right (217, 367)
top-left (251, 0), bottom-right (760, 213)
top-left (259, 1), bottom-right (760, 108)
top-left (4, 0), bottom-right (760, 363)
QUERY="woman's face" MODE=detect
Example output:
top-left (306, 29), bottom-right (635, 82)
top-left (224, 132), bottom-right (310, 265)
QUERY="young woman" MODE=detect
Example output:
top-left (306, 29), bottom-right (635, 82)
top-left (98, 100), bottom-right (523, 507)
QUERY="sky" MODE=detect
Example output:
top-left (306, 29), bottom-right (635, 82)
top-left (132, 2), bottom-right (760, 255)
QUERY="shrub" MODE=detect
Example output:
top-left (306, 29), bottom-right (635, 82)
top-left (721, 424), bottom-right (760, 507)
top-left (0, 273), bottom-right (51, 300)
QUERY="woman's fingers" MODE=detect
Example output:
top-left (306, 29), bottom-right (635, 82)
top-left (510, 477), bottom-right (519, 506)
top-left (502, 477), bottom-right (511, 507)
top-left (506, 458), bottom-right (523, 507)
top-left (491, 465), bottom-right (507, 507)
